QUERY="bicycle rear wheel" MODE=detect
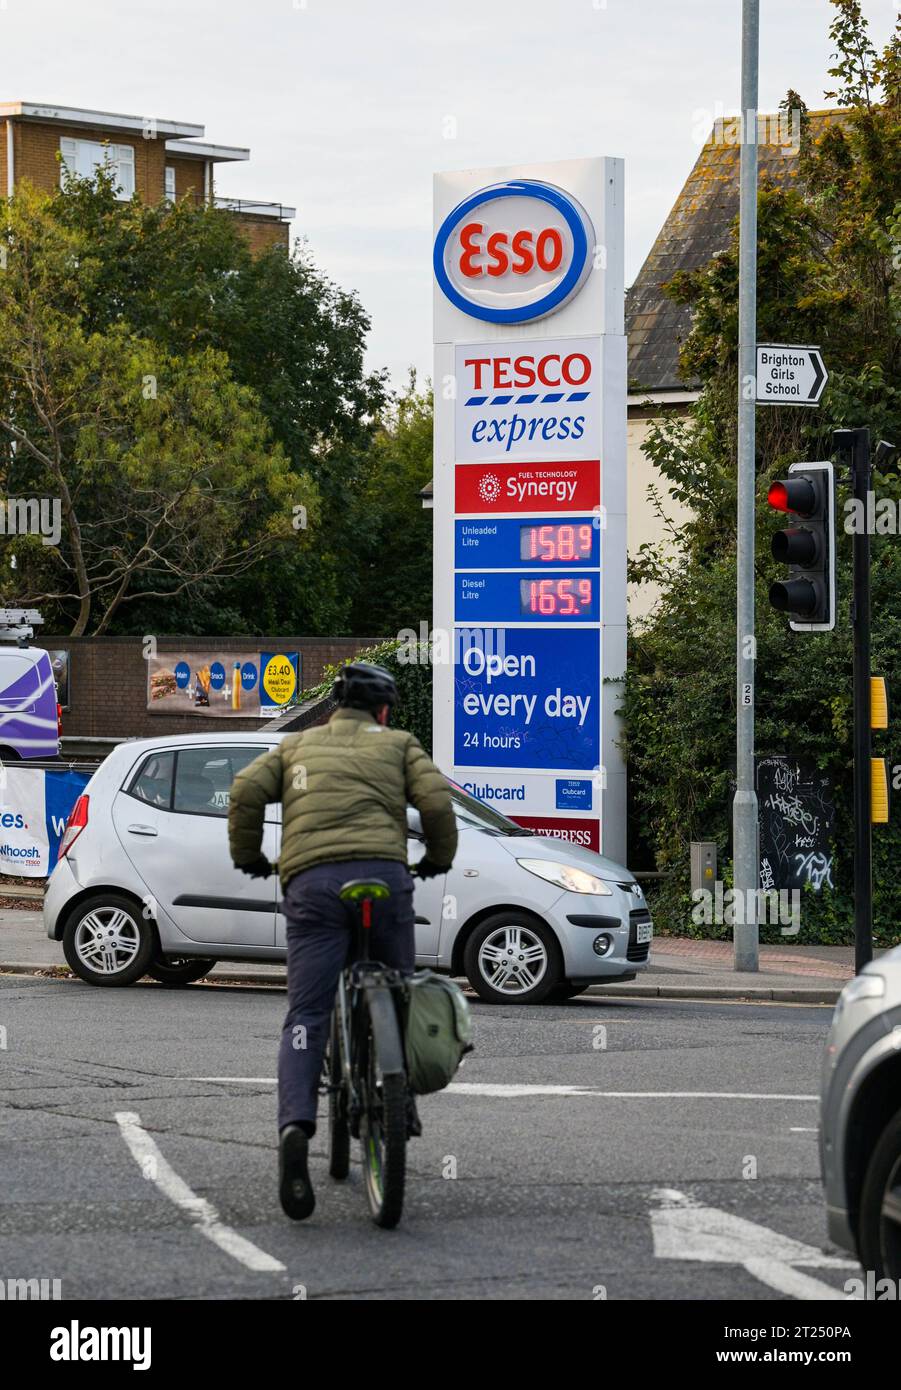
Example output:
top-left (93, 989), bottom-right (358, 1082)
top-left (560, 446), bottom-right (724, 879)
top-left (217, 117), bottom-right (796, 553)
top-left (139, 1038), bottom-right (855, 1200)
top-left (359, 1000), bottom-right (407, 1229)
top-left (327, 1008), bottom-right (350, 1180)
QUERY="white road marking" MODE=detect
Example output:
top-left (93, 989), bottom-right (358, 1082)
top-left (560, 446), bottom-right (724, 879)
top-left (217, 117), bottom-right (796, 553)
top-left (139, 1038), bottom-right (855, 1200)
top-left (790, 1126), bottom-right (819, 1133)
top-left (115, 1110), bottom-right (284, 1274)
top-left (650, 1188), bottom-right (858, 1300)
top-left (187, 1077), bottom-right (818, 1101)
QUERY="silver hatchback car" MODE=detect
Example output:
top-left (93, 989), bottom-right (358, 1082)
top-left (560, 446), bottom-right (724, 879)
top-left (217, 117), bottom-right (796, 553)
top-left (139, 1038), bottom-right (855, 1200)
top-left (44, 733), bottom-right (652, 1003)
top-left (820, 944), bottom-right (901, 1285)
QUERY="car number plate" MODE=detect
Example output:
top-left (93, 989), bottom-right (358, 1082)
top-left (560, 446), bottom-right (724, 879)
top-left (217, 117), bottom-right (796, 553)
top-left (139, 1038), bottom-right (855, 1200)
top-left (636, 922), bottom-right (653, 945)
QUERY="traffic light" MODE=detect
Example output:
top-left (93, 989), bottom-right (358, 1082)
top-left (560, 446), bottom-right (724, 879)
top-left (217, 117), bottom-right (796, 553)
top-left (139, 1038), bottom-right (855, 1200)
top-left (766, 461), bottom-right (835, 630)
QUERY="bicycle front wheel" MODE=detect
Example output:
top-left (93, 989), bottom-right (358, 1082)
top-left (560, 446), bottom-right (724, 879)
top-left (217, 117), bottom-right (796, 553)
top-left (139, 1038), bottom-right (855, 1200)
top-left (359, 1000), bottom-right (407, 1229)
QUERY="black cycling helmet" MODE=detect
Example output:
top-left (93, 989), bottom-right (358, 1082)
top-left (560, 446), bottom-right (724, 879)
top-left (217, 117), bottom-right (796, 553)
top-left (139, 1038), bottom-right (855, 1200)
top-left (332, 661), bottom-right (398, 711)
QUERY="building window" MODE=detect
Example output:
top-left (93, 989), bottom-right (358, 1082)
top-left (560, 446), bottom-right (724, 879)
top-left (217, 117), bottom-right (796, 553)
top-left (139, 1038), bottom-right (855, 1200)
top-left (164, 165), bottom-right (176, 202)
top-left (59, 137), bottom-right (135, 200)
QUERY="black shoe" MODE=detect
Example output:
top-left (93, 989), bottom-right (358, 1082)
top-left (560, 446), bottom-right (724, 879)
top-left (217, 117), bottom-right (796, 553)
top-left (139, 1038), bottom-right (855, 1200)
top-left (406, 1094), bottom-right (423, 1139)
top-left (279, 1125), bottom-right (315, 1221)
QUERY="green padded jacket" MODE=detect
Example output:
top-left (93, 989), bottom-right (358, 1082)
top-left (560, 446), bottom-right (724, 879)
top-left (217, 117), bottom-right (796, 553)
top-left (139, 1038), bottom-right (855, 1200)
top-left (227, 707), bottom-right (458, 887)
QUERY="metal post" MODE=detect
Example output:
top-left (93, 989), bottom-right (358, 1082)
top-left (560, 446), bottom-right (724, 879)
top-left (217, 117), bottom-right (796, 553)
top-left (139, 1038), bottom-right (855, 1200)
top-left (836, 427), bottom-right (873, 972)
top-left (733, 0), bottom-right (760, 971)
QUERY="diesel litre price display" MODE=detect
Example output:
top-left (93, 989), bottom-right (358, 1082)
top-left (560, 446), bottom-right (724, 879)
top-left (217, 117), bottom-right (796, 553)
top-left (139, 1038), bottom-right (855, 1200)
top-left (519, 576), bottom-right (594, 616)
top-left (519, 522), bottom-right (594, 562)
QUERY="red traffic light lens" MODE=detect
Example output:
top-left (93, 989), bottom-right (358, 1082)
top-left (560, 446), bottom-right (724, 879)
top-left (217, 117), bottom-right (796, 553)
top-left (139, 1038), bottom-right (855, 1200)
top-left (767, 476), bottom-right (817, 516)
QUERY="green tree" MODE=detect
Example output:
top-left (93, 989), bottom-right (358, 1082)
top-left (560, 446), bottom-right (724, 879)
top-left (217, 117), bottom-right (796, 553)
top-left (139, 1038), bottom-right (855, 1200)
top-left (624, 1), bottom-right (901, 944)
top-left (0, 181), bottom-right (316, 635)
top-left (345, 372), bottom-right (434, 636)
top-left (16, 163), bottom-right (388, 634)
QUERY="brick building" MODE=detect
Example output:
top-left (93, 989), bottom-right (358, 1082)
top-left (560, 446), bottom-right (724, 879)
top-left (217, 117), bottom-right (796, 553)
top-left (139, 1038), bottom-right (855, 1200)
top-left (0, 100), bottom-right (293, 252)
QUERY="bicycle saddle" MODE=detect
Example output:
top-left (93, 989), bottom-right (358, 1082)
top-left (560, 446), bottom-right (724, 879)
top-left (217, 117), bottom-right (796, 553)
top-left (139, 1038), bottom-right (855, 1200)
top-left (338, 878), bottom-right (391, 902)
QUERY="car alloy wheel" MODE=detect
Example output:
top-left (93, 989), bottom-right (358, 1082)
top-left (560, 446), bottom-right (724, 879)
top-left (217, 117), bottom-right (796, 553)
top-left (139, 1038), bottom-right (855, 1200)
top-left (74, 906), bottom-right (142, 976)
top-left (62, 892), bottom-right (156, 987)
top-left (477, 923), bottom-right (548, 996)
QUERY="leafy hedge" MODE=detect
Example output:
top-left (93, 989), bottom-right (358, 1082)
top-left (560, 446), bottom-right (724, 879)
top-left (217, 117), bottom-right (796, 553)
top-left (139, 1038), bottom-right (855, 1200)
top-left (300, 639), bottom-right (434, 752)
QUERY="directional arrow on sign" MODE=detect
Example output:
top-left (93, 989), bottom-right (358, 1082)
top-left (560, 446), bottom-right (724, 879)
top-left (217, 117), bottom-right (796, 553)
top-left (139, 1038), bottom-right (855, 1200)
top-left (756, 343), bottom-right (828, 407)
top-left (650, 1188), bottom-right (858, 1300)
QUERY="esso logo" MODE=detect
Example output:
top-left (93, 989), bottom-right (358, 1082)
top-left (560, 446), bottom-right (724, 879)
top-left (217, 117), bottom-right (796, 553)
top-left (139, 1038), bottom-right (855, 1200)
top-left (434, 180), bottom-right (595, 325)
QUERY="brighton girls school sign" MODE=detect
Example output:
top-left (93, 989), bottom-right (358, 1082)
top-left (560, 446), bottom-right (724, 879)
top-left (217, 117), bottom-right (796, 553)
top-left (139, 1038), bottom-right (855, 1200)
top-left (432, 158), bottom-right (627, 861)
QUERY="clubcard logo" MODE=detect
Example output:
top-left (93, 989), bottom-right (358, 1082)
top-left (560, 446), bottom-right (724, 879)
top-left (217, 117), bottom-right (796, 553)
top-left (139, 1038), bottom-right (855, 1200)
top-left (434, 180), bottom-right (595, 324)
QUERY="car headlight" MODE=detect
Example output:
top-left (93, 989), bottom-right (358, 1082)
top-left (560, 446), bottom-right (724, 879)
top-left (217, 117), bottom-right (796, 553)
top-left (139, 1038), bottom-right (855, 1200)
top-left (832, 972), bottom-right (886, 1023)
top-left (516, 859), bottom-right (613, 895)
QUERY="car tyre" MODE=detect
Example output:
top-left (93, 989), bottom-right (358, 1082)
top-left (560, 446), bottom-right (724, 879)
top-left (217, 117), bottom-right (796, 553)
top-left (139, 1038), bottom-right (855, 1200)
top-left (463, 913), bottom-right (562, 1005)
top-left (858, 1105), bottom-right (901, 1281)
top-left (147, 956), bottom-right (216, 986)
top-left (62, 893), bottom-right (155, 987)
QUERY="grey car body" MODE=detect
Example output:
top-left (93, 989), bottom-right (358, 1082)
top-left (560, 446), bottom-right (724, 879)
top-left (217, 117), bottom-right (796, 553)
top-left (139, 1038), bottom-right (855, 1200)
top-left (44, 732), bottom-right (651, 1002)
top-left (820, 944), bottom-right (901, 1258)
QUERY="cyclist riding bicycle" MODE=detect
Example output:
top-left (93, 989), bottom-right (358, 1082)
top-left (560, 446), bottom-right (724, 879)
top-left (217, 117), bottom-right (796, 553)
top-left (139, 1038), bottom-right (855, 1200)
top-left (227, 661), bottom-right (457, 1220)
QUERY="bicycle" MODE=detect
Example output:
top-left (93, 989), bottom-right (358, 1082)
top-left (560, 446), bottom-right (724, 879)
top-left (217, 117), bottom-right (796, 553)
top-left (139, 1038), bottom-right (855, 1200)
top-left (322, 876), bottom-right (415, 1229)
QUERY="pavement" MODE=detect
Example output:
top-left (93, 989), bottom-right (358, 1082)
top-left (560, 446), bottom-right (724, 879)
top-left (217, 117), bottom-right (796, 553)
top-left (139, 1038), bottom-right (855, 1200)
top-left (0, 906), bottom-right (859, 1003)
top-left (0, 969), bottom-right (854, 1300)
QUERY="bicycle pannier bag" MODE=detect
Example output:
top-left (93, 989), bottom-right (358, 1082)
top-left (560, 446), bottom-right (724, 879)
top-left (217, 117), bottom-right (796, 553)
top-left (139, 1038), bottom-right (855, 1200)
top-left (404, 970), bottom-right (473, 1095)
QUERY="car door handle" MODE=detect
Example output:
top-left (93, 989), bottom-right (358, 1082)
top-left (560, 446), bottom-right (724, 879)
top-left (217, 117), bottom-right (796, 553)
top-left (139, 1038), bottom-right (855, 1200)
top-left (127, 824), bottom-right (158, 836)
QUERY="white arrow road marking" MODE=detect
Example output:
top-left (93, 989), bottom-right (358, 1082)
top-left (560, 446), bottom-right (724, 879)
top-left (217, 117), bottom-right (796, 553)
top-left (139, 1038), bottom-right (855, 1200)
top-left (115, 1111), bottom-right (284, 1273)
top-left (187, 1077), bottom-right (818, 1101)
top-left (650, 1188), bottom-right (858, 1300)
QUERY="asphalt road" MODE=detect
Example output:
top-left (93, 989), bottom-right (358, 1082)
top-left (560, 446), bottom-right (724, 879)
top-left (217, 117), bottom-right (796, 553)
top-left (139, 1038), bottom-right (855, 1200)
top-left (0, 973), bottom-right (860, 1301)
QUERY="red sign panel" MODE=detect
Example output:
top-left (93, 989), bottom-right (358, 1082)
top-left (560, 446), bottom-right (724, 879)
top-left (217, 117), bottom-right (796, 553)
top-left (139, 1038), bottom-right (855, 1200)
top-left (512, 815), bottom-right (600, 853)
top-left (455, 460), bottom-right (600, 515)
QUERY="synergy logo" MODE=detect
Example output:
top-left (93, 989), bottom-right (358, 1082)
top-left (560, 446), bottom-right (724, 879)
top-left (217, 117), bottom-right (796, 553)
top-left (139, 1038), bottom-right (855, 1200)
top-left (434, 180), bottom-right (595, 324)
top-left (456, 460), bottom-right (600, 515)
top-left (478, 474), bottom-right (503, 504)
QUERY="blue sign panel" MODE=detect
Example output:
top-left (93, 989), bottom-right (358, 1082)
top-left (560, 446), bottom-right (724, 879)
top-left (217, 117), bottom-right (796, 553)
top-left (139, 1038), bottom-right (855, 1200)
top-left (556, 778), bottom-right (593, 811)
top-left (454, 627), bottom-right (600, 770)
top-left (455, 517), bottom-right (599, 569)
top-left (456, 571), bottom-right (599, 623)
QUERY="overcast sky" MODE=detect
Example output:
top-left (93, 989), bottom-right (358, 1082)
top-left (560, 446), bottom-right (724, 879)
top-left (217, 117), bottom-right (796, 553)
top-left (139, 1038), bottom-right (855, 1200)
top-left (3, 0), bottom-right (898, 389)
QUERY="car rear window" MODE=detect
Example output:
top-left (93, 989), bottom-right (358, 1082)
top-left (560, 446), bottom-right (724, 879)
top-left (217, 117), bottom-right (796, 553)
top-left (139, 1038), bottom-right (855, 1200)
top-left (126, 751), bottom-right (175, 808)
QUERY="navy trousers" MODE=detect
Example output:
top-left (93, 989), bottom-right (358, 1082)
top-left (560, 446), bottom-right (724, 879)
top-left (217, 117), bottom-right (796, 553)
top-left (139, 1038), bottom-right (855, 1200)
top-left (278, 858), bottom-right (415, 1133)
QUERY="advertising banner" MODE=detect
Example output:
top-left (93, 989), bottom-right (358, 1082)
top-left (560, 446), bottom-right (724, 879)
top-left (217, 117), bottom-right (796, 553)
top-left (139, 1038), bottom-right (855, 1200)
top-left (147, 650), bottom-right (302, 718)
top-left (0, 767), bottom-right (90, 877)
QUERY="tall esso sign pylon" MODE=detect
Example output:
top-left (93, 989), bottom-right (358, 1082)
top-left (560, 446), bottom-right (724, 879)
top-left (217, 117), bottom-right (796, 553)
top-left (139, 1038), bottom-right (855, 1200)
top-left (432, 158), bottom-right (627, 861)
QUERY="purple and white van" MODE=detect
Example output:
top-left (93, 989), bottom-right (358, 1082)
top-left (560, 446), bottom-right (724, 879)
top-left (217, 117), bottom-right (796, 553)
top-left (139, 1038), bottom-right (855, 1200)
top-left (0, 611), bottom-right (61, 760)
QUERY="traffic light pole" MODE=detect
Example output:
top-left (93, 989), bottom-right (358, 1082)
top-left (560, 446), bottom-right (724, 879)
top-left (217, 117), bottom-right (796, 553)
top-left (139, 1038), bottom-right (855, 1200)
top-left (733, 0), bottom-right (760, 972)
top-left (835, 427), bottom-right (873, 972)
